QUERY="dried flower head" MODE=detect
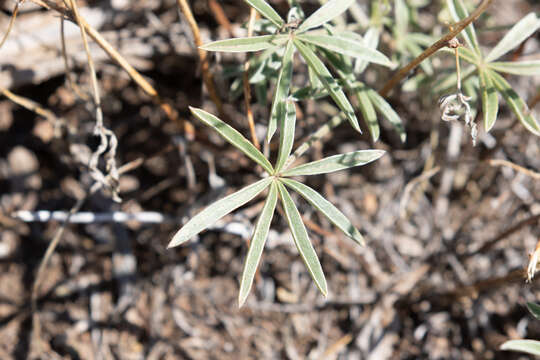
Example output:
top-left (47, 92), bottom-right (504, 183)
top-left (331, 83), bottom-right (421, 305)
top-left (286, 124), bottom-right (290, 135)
top-left (439, 92), bottom-right (478, 145)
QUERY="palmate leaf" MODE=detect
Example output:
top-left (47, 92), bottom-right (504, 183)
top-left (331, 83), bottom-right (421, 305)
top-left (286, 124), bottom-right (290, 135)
top-left (280, 178), bottom-right (365, 245)
top-left (200, 35), bottom-right (289, 52)
top-left (297, 0), bottom-right (355, 33)
top-left (168, 178), bottom-right (272, 248)
top-left (501, 340), bottom-right (540, 356)
top-left (268, 39), bottom-right (295, 143)
top-left (485, 13), bottom-right (540, 63)
top-left (293, 38), bottom-right (361, 133)
top-left (277, 181), bottom-right (327, 296)
top-left (275, 100), bottom-right (296, 173)
top-left (282, 149), bottom-right (385, 176)
top-left (244, 0), bottom-right (284, 28)
top-left (319, 46), bottom-right (404, 142)
top-left (447, 0), bottom-right (481, 57)
top-left (488, 61), bottom-right (540, 76)
top-left (189, 107), bottom-right (275, 174)
top-left (487, 70), bottom-right (540, 136)
top-left (238, 180), bottom-right (278, 307)
top-left (478, 68), bottom-right (498, 132)
top-left (295, 34), bottom-right (393, 67)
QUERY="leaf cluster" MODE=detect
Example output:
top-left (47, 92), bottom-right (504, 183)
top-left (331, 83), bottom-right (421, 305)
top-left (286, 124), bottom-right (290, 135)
top-left (168, 0), bottom-right (540, 306)
top-left (439, 0), bottom-right (540, 135)
top-left (168, 107), bottom-right (384, 306)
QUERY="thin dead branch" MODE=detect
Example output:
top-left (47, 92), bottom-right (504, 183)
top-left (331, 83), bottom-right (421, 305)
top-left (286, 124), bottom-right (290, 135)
top-left (0, 0), bottom-right (23, 50)
top-left (243, 8), bottom-right (260, 150)
top-left (176, 0), bottom-right (225, 119)
top-left (67, 0), bottom-right (120, 202)
top-left (208, 0), bottom-right (233, 37)
top-left (487, 159), bottom-right (540, 181)
top-left (379, 0), bottom-right (494, 96)
top-left (60, 15), bottom-right (89, 100)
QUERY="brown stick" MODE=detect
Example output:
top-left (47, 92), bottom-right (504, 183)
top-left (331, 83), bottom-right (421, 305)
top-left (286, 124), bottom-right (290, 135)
top-left (242, 8), bottom-right (260, 149)
top-left (208, 0), bottom-right (234, 37)
top-left (60, 17), bottom-right (90, 101)
top-left (443, 268), bottom-right (526, 300)
top-left (0, 0), bottom-right (23, 50)
top-left (67, 0), bottom-right (103, 128)
top-left (474, 213), bottom-right (540, 256)
top-left (378, 0), bottom-right (494, 97)
top-left (1, 88), bottom-right (60, 123)
top-left (487, 159), bottom-right (540, 180)
top-left (176, 0), bottom-right (225, 119)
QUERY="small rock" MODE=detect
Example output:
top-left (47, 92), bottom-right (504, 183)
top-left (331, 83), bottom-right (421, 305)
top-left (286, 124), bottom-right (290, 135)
top-left (7, 146), bottom-right (39, 175)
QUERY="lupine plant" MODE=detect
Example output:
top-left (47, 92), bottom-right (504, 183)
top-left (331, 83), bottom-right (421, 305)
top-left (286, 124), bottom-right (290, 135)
top-left (169, 0), bottom-right (392, 306)
top-left (198, 0), bottom-right (396, 141)
top-left (168, 0), bottom-right (540, 306)
top-left (439, 1), bottom-right (540, 136)
top-left (168, 106), bottom-right (384, 306)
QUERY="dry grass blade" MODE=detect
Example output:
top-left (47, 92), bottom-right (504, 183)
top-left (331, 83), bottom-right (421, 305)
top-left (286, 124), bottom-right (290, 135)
top-left (0, 0), bottom-right (23, 50)
top-left (67, 0), bottom-right (120, 202)
top-left (1, 88), bottom-right (62, 126)
top-left (176, 0), bottom-right (224, 118)
top-left (67, 0), bottom-right (102, 127)
top-left (60, 16), bottom-right (89, 101)
top-left (487, 159), bottom-right (540, 180)
top-left (243, 8), bottom-right (260, 150)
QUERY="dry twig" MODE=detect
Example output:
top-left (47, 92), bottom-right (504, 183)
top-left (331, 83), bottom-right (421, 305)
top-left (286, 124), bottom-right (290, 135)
top-left (487, 159), bottom-right (540, 180)
top-left (60, 15), bottom-right (89, 100)
top-left (67, 0), bottom-right (120, 202)
top-left (176, 0), bottom-right (224, 118)
top-left (378, 0), bottom-right (494, 96)
top-left (0, 0), bottom-right (23, 50)
top-left (242, 8), bottom-right (260, 149)
top-left (208, 0), bottom-right (233, 37)
top-left (1, 88), bottom-right (62, 126)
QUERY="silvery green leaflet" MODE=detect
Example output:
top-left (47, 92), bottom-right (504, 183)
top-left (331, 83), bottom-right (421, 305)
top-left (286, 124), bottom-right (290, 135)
top-left (199, 0), bottom-right (396, 142)
top-left (168, 107), bottom-right (384, 306)
top-left (170, 0), bottom-right (540, 307)
top-left (442, 0), bottom-right (540, 135)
